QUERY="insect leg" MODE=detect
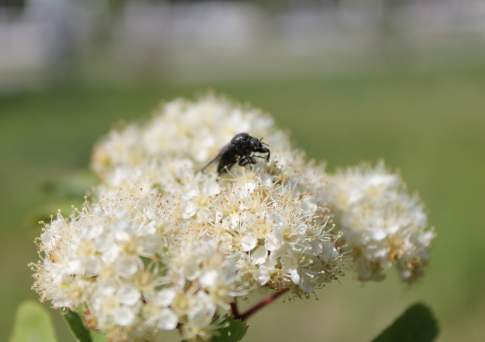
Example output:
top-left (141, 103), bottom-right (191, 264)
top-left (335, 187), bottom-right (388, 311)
top-left (253, 152), bottom-right (270, 161)
top-left (239, 156), bottom-right (251, 166)
top-left (218, 158), bottom-right (238, 174)
top-left (264, 149), bottom-right (270, 161)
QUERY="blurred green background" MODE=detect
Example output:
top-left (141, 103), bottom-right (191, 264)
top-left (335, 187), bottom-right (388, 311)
top-left (1, 0), bottom-right (485, 341)
top-left (2, 63), bottom-right (485, 341)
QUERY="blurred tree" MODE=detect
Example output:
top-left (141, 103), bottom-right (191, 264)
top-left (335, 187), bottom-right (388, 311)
top-left (0, 0), bottom-right (27, 8)
top-left (0, 0), bottom-right (28, 18)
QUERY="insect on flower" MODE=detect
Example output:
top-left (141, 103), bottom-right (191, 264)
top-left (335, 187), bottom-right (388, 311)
top-left (201, 133), bottom-right (271, 174)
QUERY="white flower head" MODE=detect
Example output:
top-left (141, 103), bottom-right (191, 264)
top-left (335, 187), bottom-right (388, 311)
top-left (326, 162), bottom-right (435, 283)
top-left (33, 95), bottom-right (434, 341)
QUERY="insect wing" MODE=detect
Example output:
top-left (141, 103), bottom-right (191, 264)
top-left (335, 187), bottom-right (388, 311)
top-left (200, 144), bottom-right (229, 172)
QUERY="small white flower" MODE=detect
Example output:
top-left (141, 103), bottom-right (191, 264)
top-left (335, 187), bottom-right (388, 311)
top-left (156, 288), bottom-right (176, 307)
top-left (113, 306), bottom-right (136, 326)
top-left (265, 231), bottom-right (282, 252)
top-left (158, 309), bottom-right (178, 330)
top-left (188, 292), bottom-right (216, 328)
top-left (240, 235), bottom-right (258, 252)
top-left (200, 270), bottom-right (219, 288)
top-left (115, 256), bottom-right (140, 278)
top-left (182, 202), bottom-right (198, 219)
top-left (118, 285), bottom-right (140, 306)
top-left (251, 246), bottom-right (268, 265)
top-left (201, 179), bottom-right (220, 197)
top-left (255, 264), bottom-right (273, 285)
top-left (66, 260), bottom-right (83, 275)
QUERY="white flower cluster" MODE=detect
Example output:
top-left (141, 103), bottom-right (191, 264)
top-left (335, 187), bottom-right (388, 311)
top-left (33, 96), bottom-right (343, 341)
top-left (91, 96), bottom-right (279, 180)
top-left (326, 163), bottom-right (435, 283)
top-left (32, 95), bottom-right (434, 341)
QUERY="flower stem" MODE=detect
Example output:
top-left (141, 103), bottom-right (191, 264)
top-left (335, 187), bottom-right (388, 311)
top-left (230, 300), bottom-right (240, 317)
top-left (235, 288), bottom-right (289, 321)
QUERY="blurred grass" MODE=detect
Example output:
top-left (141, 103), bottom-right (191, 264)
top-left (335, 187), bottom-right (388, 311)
top-left (1, 63), bottom-right (485, 341)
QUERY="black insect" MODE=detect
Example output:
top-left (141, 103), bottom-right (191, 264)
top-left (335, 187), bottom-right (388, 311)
top-left (201, 133), bottom-right (271, 174)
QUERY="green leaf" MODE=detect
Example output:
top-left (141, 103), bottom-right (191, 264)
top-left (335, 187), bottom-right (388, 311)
top-left (30, 171), bottom-right (97, 225)
top-left (42, 171), bottom-right (98, 199)
top-left (30, 201), bottom-right (80, 225)
top-left (64, 310), bottom-right (93, 342)
top-left (9, 300), bottom-right (57, 342)
top-left (372, 303), bottom-right (439, 342)
top-left (212, 317), bottom-right (248, 342)
top-left (90, 331), bottom-right (106, 342)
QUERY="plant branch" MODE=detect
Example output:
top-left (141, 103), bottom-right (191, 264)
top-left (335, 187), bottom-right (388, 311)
top-left (230, 300), bottom-right (240, 318)
top-left (235, 288), bottom-right (289, 321)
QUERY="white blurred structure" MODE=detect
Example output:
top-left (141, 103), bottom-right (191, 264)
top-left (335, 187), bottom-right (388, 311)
top-left (0, 0), bottom-right (93, 86)
top-left (1, 0), bottom-right (485, 88)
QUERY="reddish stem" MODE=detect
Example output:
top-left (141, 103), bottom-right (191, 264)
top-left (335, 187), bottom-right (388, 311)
top-left (230, 300), bottom-right (240, 317)
top-left (235, 288), bottom-right (289, 321)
